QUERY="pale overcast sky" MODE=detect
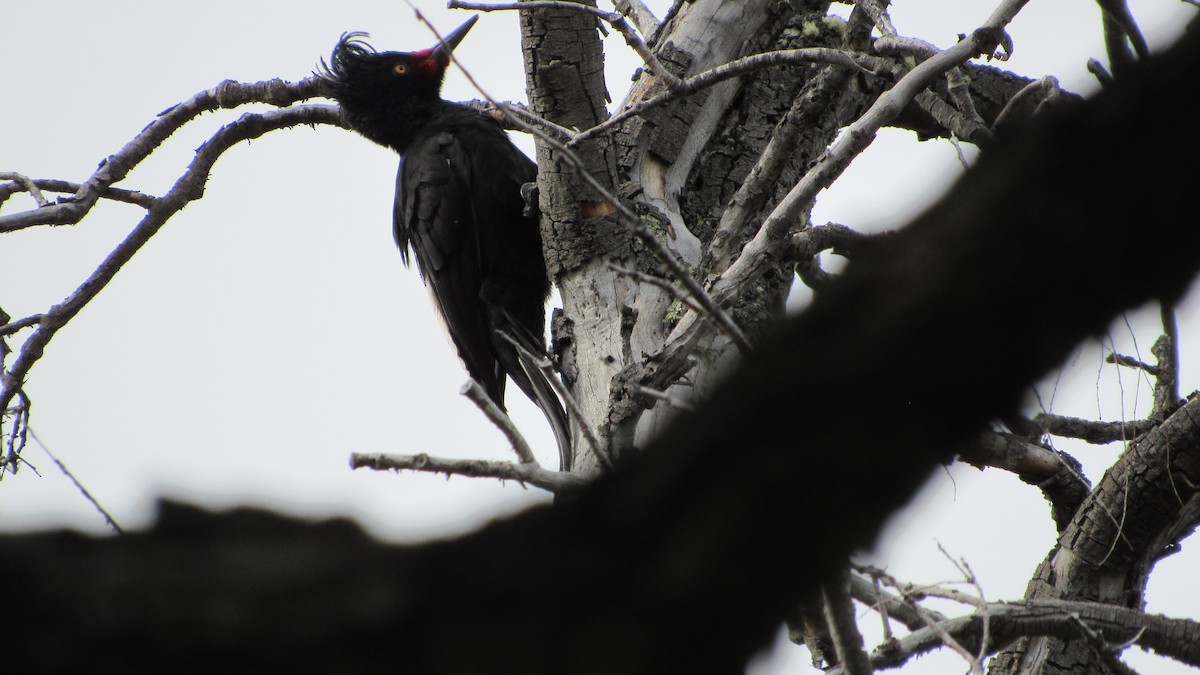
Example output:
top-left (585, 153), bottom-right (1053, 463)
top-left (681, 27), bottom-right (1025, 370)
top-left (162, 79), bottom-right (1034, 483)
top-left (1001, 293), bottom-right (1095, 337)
top-left (2, 2), bottom-right (1197, 672)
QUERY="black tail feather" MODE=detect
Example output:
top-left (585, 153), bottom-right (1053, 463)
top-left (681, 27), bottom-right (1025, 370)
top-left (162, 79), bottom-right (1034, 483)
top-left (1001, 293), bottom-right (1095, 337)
top-left (493, 320), bottom-right (572, 472)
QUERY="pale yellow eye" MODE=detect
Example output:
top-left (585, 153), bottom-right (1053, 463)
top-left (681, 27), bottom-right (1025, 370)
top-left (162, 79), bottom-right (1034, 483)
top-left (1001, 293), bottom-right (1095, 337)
top-left (393, 63), bottom-right (408, 75)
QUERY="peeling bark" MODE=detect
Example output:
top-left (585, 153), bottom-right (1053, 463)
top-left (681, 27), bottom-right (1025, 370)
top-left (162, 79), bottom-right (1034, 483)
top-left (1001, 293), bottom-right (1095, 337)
top-left (520, 0), bottom-right (629, 473)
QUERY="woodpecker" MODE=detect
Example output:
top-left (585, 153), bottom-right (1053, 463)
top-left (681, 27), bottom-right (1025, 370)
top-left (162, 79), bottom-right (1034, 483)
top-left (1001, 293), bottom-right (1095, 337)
top-left (319, 16), bottom-right (571, 471)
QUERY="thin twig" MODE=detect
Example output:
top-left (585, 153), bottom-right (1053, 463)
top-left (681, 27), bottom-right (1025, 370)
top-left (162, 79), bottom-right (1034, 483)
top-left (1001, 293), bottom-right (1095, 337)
top-left (31, 428), bottom-right (124, 534)
top-left (936, 542), bottom-right (991, 665)
top-left (0, 314), bottom-right (44, 337)
top-left (1106, 351), bottom-right (1159, 375)
top-left (606, 263), bottom-right (705, 314)
top-left (448, 0), bottom-right (682, 88)
top-left (0, 172), bottom-right (49, 207)
top-left (613, 0), bottom-right (661, 41)
top-left (0, 177), bottom-right (157, 215)
top-left (854, 0), bottom-right (899, 37)
top-left (461, 380), bottom-right (538, 464)
top-left (854, 563), bottom-right (984, 673)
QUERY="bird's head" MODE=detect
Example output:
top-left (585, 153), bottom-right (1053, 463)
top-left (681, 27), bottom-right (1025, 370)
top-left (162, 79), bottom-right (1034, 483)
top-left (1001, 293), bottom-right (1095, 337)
top-left (318, 16), bottom-right (477, 149)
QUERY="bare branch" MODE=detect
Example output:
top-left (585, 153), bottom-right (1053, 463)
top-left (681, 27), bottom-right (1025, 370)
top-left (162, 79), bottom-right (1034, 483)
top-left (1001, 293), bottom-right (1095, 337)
top-left (572, 47), bottom-right (892, 147)
top-left (0, 77), bottom-right (329, 233)
top-left (1097, 0), bottom-right (1151, 68)
top-left (606, 263), bottom-right (705, 315)
top-left (792, 222), bottom-right (871, 259)
top-left (0, 176), bottom-right (156, 215)
top-left (822, 572), bottom-right (874, 675)
top-left (914, 89), bottom-right (993, 145)
top-left (448, 0), bottom-right (681, 88)
top-left (848, 572), bottom-right (948, 631)
top-left (1032, 412), bottom-right (1154, 444)
top-left (461, 380), bottom-right (538, 465)
top-left (613, 0), bottom-right (660, 40)
top-left (705, 0), bottom-right (1032, 302)
top-left (853, 0), bottom-right (899, 37)
top-left (349, 451), bottom-right (585, 493)
top-left (1106, 350), bottom-right (1159, 375)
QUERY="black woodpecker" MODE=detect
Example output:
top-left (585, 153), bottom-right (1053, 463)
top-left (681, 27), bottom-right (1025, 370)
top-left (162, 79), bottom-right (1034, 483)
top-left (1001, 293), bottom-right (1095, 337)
top-left (319, 17), bottom-right (572, 471)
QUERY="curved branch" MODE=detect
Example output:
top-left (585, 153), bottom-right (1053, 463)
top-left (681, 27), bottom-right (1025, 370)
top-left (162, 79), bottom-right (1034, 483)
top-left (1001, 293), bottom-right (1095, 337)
top-left (448, 0), bottom-right (681, 88)
top-left (0, 102), bottom-right (344, 415)
top-left (0, 77), bottom-right (328, 233)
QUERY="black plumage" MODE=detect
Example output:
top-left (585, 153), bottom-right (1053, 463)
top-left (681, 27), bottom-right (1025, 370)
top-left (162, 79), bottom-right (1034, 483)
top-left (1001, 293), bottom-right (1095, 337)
top-left (319, 17), bottom-right (571, 470)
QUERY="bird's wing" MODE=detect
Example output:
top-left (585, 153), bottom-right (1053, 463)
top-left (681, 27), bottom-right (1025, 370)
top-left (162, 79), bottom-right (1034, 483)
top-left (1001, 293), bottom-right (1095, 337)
top-left (394, 130), bottom-right (506, 402)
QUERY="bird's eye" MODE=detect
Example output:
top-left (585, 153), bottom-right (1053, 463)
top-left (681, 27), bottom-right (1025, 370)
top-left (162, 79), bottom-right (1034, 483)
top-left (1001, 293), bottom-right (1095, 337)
top-left (393, 64), bottom-right (408, 75)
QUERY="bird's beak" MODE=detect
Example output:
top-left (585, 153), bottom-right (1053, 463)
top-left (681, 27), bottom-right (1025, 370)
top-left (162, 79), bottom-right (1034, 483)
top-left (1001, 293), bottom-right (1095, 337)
top-left (430, 15), bottom-right (478, 63)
